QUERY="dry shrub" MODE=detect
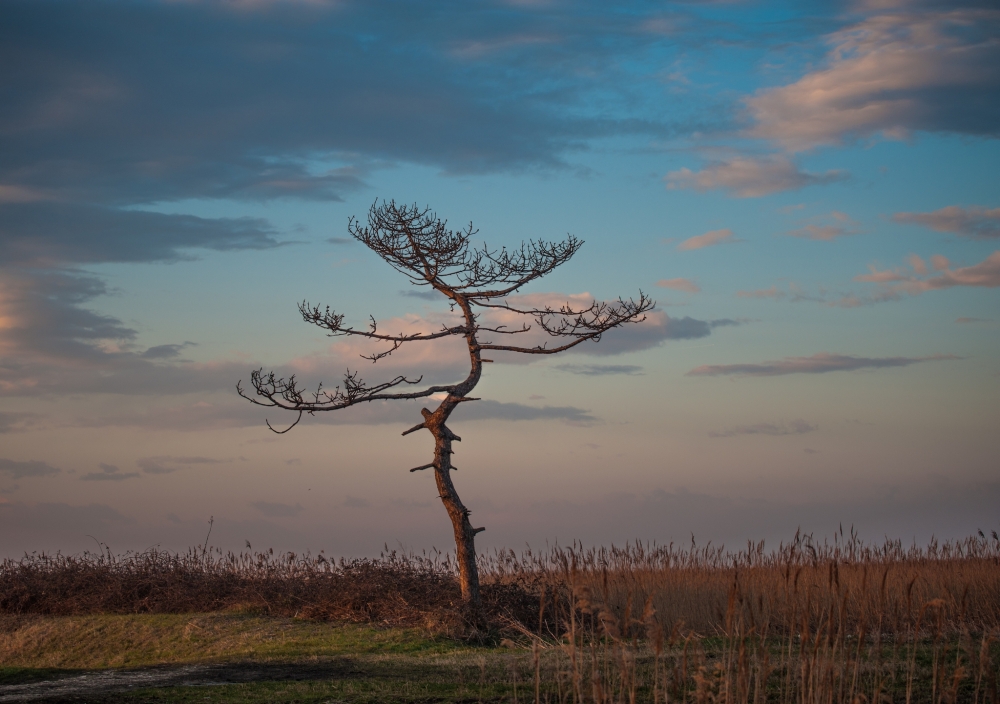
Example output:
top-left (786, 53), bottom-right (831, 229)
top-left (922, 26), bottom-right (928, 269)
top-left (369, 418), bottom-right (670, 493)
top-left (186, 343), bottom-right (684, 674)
top-left (482, 529), bottom-right (1000, 639)
top-left (479, 530), bottom-right (1000, 703)
top-left (3, 529), bottom-right (999, 641)
top-left (0, 546), bottom-right (532, 634)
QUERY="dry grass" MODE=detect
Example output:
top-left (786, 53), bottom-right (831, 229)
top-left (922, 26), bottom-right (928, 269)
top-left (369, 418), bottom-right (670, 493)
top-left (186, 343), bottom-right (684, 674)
top-left (479, 529), bottom-right (1000, 703)
top-left (484, 529), bottom-right (1000, 638)
top-left (0, 546), bottom-right (534, 636)
top-left (3, 530), bottom-right (1000, 701)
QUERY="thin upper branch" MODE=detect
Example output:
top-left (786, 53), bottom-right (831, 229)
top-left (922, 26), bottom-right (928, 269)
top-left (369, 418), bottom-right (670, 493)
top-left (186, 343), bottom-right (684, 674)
top-left (239, 199), bottom-right (655, 433)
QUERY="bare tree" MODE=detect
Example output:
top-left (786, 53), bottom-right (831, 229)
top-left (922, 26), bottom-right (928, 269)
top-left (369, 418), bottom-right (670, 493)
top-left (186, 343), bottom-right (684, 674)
top-left (238, 201), bottom-right (653, 605)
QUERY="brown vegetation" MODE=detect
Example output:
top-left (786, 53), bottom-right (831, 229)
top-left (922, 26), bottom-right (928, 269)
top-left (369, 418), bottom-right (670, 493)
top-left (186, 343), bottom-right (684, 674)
top-left (3, 530), bottom-right (999, 701)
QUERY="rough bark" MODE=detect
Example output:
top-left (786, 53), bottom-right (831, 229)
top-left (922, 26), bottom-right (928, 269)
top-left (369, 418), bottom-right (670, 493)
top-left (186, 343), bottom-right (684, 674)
top-left (417, 294), bottom-right (485, 604)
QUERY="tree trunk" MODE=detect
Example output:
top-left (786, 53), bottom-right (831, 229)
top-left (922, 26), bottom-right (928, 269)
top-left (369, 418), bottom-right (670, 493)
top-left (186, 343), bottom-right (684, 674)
top-left (422, 407), bottom-right (482, 605)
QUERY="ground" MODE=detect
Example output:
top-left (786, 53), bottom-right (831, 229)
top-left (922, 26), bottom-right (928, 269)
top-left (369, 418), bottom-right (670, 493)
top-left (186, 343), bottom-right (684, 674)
top-left (0, 613), bottom-right (533, 703)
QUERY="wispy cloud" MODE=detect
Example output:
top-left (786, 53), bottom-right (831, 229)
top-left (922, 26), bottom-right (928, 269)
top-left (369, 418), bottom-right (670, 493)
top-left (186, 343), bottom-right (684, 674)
top-left (0, 412), bottom-right (42, 434)
top-left (687, 352), bottom-right (959, 377)
top-left (656, 278), bottom-right (700, 293)
top-left (666, 156), bottom-right (847, 198)
top-left (140, 342), bottom-right (196, 360)
top-left (80, 463), bottom-right (141, 481)
top-left (735, 283), bottom-right (817, 303)
top-left (0, 204), bottom-right (284, 268)
top-left (737, 286), bottom-right (783, 300)
top-left (893, 206), bottom-right (1000, 239)
top-left (747, 7), bottom-right (1000, 150)
top-left (854, 251), bottom-right (1000, 296)
top-left (458, 400), bottom-right (598, 424)
top-left (709, 419), bottom-right (816, 438)
top-left (251, 501), bottom-right (303, 518)
top-left (137, 456), bottom-right (224, 475)
top-left (0, 458), bottom-right (61, 479)
top-left (554, 364), bottom-right (643, 376)
top-left (788, 211), bottom-right (861, 241)
top-left (677, 229), bottom-right (736, 251)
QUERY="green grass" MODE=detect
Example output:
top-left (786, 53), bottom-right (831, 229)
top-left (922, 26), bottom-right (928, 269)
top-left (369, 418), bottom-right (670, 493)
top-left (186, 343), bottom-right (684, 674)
top-left (0, 613), bottom-right (529, 702)
top-left (0, 613), bottom-right (462, 670)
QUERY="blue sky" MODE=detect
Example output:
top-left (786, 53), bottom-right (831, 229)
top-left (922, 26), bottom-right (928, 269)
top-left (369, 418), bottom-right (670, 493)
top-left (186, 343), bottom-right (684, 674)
top-left (1, 0), bottom-right (998, 557)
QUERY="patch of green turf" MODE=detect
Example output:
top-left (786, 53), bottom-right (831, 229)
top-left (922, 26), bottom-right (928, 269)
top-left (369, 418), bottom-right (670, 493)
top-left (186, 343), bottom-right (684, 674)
top-left (0, 614), bottom-right (464, 670)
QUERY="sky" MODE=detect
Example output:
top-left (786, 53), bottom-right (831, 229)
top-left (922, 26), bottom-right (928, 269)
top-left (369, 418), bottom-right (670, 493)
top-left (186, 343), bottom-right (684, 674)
top-left (1, 0), bottom-right (998, 559)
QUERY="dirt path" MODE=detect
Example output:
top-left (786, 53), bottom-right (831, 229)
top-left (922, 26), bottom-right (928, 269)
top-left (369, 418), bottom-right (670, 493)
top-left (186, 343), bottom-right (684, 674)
top-left (0, 661), bottom-right (357, 702)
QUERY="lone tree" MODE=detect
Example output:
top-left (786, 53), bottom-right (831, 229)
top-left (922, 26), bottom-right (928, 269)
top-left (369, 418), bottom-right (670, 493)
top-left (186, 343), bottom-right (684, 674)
top-left (238, 201), bottom-right (653, 605)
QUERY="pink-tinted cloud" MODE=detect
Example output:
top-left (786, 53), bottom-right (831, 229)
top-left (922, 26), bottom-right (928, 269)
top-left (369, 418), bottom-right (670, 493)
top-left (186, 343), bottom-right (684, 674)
top-left (788, 211), bottom-right (861, 241)
top-left (687, 352), bottom-right (958, 377)
top-left (737, 286), bottom-right (783, 300)
top-left (854, 251), bottom-right (1000, 297)
top-left (656, 277), bottom-right (700, 293)
top-left (666, 156), bottom-right (846, 198)
top-left (747, 8), bottom-right (1000, 151)
top-left (893, 206), bottom-right (1000, 239)
top-left (677, 228), bottom-right (736, 251)
top-left (907, 254), bottom-right (928, 275)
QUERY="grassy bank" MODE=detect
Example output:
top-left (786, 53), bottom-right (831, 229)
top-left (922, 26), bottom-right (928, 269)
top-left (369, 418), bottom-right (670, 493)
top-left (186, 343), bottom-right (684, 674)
top-left (0, 613), bottom-right (458, 670)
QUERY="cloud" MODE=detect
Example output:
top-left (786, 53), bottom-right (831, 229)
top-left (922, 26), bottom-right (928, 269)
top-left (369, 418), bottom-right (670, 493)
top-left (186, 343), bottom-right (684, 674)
top-left (747, 6), bottom-right (1000, 150)
top-left (893, 206), bottom-right (1000, 239)
top-left (0, 458), bottom-right (61, 479)
top-left (687, 352), bottom-right (959, 377)
top-left (0, 412), bottom-right (42, 434)
top-left (344, 496), bottom-right (371, 508)
top-left (666, 157), bottom-right (847, 198)
top-left (251, 501), bottom-right (303, 518)
top-left (788, 211), bottom-right (861, 241)
top-left (956, 317), bottom-right (990, 323)
top-left (399, 289), bottom-right (441, 300)
top-left (141, 342), bottom-right (196, 360)
top-left (744, 252), bottom-right (1000, 309)
top-left (137, 456), bottom-right (224, 475)
top-left (554, 364), bottom-right (643, 376)
top-left (85, 394), bottom-right (599, 431)
top-left (709, 419), bottom-right (817, 438)
top-left (0, 203), bottom-right (284, 267)
top-left (737, 286), bottom-right (784, 300)
top-left (677, 229), bottom-right (736, 251)
top-left (80, 464), bottom-right (141, 482)
top-left (656, 278), bottom-right (700, 293)
top-left (0, 269), bottom-right (253, 397)
top-left (854, 251), bottom-right (1000, 296)
top-left (0, 0), bottom-right (679, 215)
top-left (456, 400), bottom-right (597, 424)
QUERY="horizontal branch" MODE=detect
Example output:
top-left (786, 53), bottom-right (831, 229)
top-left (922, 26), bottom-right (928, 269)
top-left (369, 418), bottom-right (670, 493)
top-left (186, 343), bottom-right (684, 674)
top-left (237, 369), bottom-right (456, 420)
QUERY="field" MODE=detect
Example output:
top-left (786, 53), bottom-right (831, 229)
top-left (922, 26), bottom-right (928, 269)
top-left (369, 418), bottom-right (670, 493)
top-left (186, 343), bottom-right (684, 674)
top-left (2, 531), bottom-right (999, 703)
